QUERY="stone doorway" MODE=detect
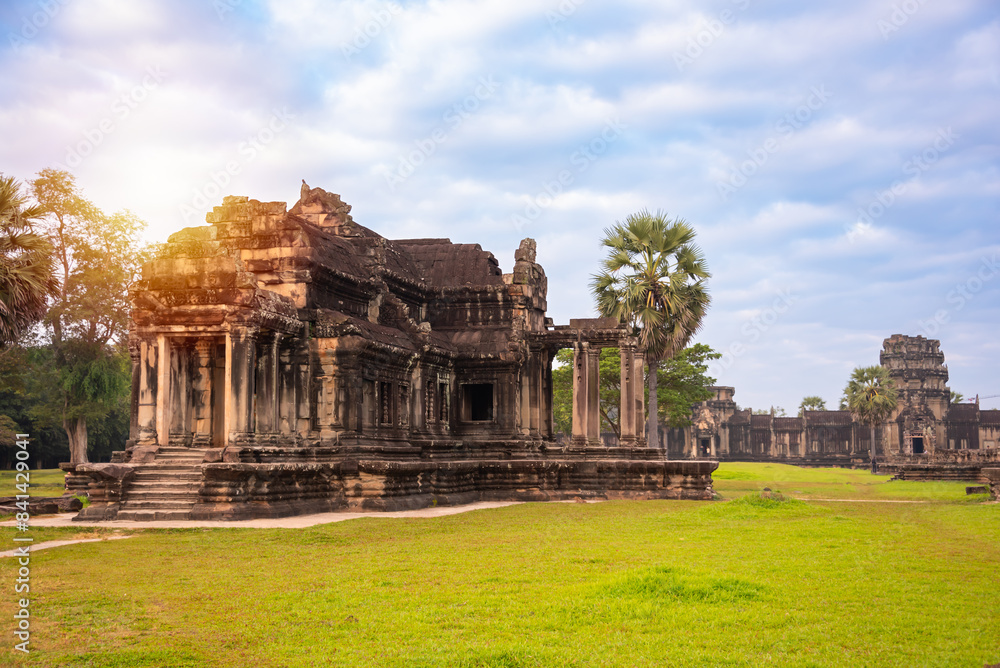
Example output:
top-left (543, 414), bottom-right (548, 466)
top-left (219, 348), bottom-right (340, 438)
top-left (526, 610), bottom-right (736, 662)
top-left (912, 436), bottom-right (925, 454)
top-left (699, 438), bottom-right (711, 457)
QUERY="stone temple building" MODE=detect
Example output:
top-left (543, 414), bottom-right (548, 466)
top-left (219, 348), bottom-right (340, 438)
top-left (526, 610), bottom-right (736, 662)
top-left (666, 334), bottom-right (1000, 472)
top-left (72, 185), bottom-right (715, 521)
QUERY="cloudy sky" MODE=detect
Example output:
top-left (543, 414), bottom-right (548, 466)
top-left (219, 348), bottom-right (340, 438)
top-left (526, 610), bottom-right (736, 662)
top-left (2, 0), bottom-right (998, 412)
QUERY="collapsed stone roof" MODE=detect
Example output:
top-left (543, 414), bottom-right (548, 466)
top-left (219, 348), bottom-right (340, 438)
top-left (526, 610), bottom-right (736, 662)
top-left (133, 186), bottom-right (547, 360)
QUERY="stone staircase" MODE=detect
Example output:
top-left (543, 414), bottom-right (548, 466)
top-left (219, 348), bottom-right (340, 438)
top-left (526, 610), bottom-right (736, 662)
top-left (117, 447), bottom-right (208, 521)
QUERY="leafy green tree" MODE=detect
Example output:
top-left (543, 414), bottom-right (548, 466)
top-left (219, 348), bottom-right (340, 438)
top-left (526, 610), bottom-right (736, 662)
top-left (798, 396), bottom-right (827, 415)
top-left (753, 406), bottom-right (787, 417)
top-left (0, 174), bottom-right (58, 346)
top-left (656, 343), bottom-right (721, 428)
top-left (590, 210), bottom-right (710, 449)
top-left (844, 365), bottom-right (898, 456)
top-left (551, 344), bottom-right (719, 438)
top-left (26, 169), bottom-right (151, 464)
top-left (950, 391), bottom-right (964, 404)
top-left (0, 336), bottom-right (70, 467)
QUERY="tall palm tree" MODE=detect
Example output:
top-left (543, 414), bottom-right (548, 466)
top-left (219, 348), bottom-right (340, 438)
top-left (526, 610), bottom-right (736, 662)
top-left (0, 175), bottom-right (57, 346)
top-left (591, 210), bottom-right (710, 451)
top-left (844, 365), bottom-right (898, 458)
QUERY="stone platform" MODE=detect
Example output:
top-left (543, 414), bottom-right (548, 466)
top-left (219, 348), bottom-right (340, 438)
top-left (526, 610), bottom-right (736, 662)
top-left (71, 447), bottom-right (717, 521)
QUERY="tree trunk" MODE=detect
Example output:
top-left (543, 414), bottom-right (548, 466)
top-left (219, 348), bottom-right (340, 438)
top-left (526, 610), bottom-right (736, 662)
top-left (870, 425), bottom-right (876, 457)
top-left (64, 416), bottom-right (89, 465)
top-left (647, 358), bottom-right (659, 451)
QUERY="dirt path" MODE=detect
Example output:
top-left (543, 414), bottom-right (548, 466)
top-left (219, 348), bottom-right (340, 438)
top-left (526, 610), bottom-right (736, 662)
top-left (0, 500), bottom-right (523, 530)
top-left (0, 535), bottom-right (134, 557)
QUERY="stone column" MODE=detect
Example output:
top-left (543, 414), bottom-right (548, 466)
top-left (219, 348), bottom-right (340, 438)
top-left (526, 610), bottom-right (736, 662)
top-left (278, 345), bottom-right (295, 434)
top-left (155, 335), bottom-right (171, 446)
top-left (571, 342), bottom-right (589, 445)
top-left (136, 338), bottom-right (158, 444)
top-left (296, 357), bottom-right (312, 434)
top-left (168, 340), bottom-right (191, 442)
top-left (633, 349), bottom-right (646, 445)
top-left (529, 352), bottom-right (541, 436)
top-left (255, 333), bottom-right (280, 434)
top-left (587, 345), bottom-right (601, 445)
top-left (543, 351), bottom-right (555, 440)
top-left (619, 344), bottom-right (636, 445)
top-left (128, 342), bottom-right (140, 443)
top-left (191, 338), bottom-right (214, 447)
top-left (519, 356), bottom-right (532, 437)
top-left (225, 328), bottom-right (257, 444)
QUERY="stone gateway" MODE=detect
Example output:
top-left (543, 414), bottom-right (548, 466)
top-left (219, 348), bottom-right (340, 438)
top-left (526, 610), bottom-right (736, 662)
top-left (71, 185), bottom-right (715, 521)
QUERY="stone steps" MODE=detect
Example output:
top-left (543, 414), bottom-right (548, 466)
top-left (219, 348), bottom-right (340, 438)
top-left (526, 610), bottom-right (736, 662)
top-left (115, 509), bottom-right (198, 521)
top-left (118, 448), bottom-right (211, 520)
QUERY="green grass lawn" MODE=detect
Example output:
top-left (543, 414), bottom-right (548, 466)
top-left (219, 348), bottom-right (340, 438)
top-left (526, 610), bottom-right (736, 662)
top-left (712, 461), bottom-right (990, 502)
top-left (0, 469), bottom-right (67, 498)
top-left (0, 463), bottom-right (996, 667)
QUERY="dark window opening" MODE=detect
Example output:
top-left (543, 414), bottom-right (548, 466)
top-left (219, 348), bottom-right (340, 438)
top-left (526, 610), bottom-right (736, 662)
top-left (912, 437), bottom-right (924, 454)
top-left (462, 383), bottom-right (494, 422)
top-left (398, 383), bottom-right (409, 427)
top-left (362, 380), bottom-right (376, 428)
top-left (699, 438), bottom-right (711, 456)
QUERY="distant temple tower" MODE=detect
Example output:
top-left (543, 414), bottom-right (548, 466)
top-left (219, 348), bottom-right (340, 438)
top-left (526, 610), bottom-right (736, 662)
top-left (880, 334), bottom-right (950, 455)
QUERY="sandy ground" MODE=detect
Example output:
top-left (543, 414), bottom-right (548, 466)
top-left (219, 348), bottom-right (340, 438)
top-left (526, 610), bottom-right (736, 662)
top-left (0, 534), bottom-right (134, 557)
top-left (0, 501), bottom-right (526, 555)
top-left (0, 500), bottom-right (523, 531)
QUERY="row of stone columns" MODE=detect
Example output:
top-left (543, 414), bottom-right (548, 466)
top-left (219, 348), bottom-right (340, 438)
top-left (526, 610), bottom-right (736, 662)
top-left (570, 342), bottom-right (645, 446)
top-left (519, 349), bottom-right (554, 439)
top-left (134, 329), bottom-right (266, 448)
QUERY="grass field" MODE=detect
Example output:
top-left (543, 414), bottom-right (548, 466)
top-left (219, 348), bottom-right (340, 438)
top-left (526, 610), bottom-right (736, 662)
top-left (0, 463), bottom-right (996, 667)
top-left (0, 470), bottom-right (68, 498)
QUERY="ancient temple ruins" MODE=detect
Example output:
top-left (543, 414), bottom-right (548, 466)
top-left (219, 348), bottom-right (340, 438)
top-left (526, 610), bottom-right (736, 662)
top-left (71, 185), bottom-right (715, 520)
top-left (668, 334), bottom-right (1000, 470)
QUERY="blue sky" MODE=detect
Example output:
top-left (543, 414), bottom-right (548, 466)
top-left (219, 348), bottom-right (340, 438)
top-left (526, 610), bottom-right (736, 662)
top-left (2, 0), bottom-right (998, 412)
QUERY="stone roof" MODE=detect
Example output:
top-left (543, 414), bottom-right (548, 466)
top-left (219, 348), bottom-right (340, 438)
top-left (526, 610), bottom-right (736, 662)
top-left (394, 239), bottom-right (504, 288)
top-left (805, 410), bottom-right (854, 425)
top-left (774, 417), bottom-right (804, 430)
top-left (981, 409), bottom-right (1000, 426)
top-left (946, 403), bottom-right (979, 422)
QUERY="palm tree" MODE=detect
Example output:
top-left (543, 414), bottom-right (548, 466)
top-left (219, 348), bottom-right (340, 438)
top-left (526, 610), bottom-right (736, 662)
top-left (0, 175), bottom-right (57, 346)
top-left (591, 210), bottom-right (710, 451)
top-left (844, 365), bottom-right (898, 458)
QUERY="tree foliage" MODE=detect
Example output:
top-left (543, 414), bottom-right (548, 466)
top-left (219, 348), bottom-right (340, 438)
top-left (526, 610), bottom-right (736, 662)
top-left (590, 210), bottom-right (710, 448)
top-left (0, 169), bottom-right (152, 465)
top-left (844, 365), bottom-right (898, 456)
top-left (798, 396), bottom-right (827, 414)
top-left (0, 174), bottom-right (58, 346)
top-left (551, 344), bottom-right (719, 437)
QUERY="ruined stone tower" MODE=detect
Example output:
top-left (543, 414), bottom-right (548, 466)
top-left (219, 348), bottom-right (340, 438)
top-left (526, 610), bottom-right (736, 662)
top-left (879, 334), bottom-right (950, 455)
